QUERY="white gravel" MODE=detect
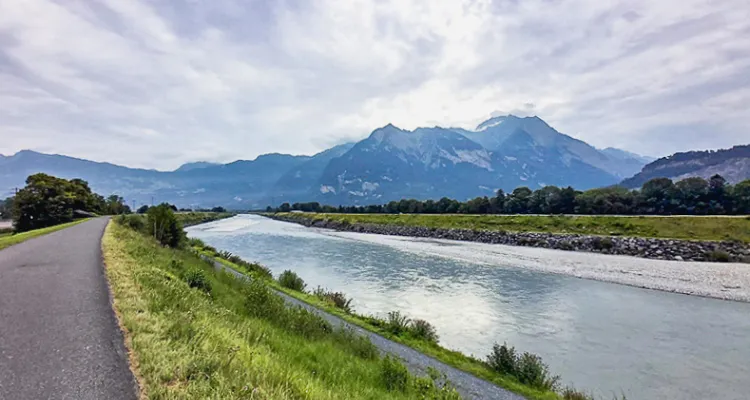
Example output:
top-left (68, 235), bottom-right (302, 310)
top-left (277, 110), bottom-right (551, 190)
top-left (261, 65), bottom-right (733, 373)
top-left (324, 230), bottom-right (750, 303)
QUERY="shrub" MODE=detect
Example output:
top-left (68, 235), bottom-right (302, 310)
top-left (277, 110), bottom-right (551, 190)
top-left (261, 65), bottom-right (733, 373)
top-left (516, 352), bottom-right (559, 390)
top-left (334, 327), bottom-right (379, 360)
top-left (561, 387), bottom-right (595, 400)
top-left (187, 237), bottom-right (206, 248)
top-left (381, 355), bottom-right (409, 392)
top-left (183, 268), bottom-right (211, 293)
top-left (386, 311), bottom-right (411, 335)
top-left (487, 343), bottom-right (517, 376)
top-left (486, 342), bottom-right (559, 391)
top-left (147, 204), bottom-right (184, 248)
top-left (278, 270), bottom-right (306, 292)
top-left (706, 250), bottom-right (731, 262)
top-left (116, 214), bottom-right (145, 232)
top-left (244, 279), bottom-right (286, 320)
top-left (283, 305), bottom-right (333, 339)
top-left (215, 250), bottom-right (272, 280)
top-left (410, 319), bottom-right (439, 343)
top-left (313, 286), bottom-right (354, 313)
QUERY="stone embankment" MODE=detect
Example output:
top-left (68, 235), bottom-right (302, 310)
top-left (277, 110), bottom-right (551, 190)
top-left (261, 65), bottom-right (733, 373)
top-left (270, 214), bottom-right (750, 263)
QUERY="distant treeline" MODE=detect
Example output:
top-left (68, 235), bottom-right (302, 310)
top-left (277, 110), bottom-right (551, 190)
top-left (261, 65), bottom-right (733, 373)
top-left (268, 174), bottom-right (750, 215)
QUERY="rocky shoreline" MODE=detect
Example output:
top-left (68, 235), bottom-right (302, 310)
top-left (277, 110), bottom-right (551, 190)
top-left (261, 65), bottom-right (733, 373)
top-left (269, 214), bottom-right (750, 263)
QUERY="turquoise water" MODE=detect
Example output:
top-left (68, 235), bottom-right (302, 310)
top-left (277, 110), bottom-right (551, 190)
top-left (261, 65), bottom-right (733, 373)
top-left (187, 214), bottom-right (750, 399)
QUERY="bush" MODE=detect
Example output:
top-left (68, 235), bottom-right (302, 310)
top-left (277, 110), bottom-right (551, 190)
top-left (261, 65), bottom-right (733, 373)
top-left (561, 387), bottom-right (595, 400)
top-left (381, 355), bottom-right (409, 392)
top-left (244, 279), bottom-right (286, 320)
top-left (116, 214), bottom-right (145, 232)
top-left (386, 311), bottom-right (411, 335)
top-left (707, 250), bottom-right (731, 262)
top-left (215, 250), bottom-right (272, 280)
top-left (278, 270), bottom-right (306, 292)
top-left (313, 286), bottom-right (354, 313)
top-left (591, 236), bottom-right (614, 251)
top-left (187, 237), bottom-right (206, 248)
top-left (487, 343), bottom-right (517, 376)
top-left (410, 319), bottom-right (439, 343)
top-left (183, 268), bottom-right (211, 293)
top-left (486, 343), bottom-right (559, 391)
top-left (147, 204), bottom-right (184, 248)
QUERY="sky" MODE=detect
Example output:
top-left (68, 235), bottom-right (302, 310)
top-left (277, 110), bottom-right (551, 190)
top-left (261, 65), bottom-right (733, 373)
top-left (0, 0), bottom-right (748, 170)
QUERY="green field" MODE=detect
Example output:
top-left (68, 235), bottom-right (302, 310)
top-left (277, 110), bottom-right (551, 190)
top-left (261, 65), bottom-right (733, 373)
top-left (286, 213), bottom-right (750, 243)
top-left (0, 219), bottom-right (89, 251)
top-left (103, 221), bottom-right (464, 399)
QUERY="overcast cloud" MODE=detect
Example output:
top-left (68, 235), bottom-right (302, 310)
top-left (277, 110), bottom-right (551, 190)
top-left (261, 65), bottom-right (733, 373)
top-left (0, 0), bottom-right (748, 170)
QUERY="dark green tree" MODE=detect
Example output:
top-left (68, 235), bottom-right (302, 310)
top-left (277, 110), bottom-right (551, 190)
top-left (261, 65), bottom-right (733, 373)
top-left (146, 203), bottom-right (184, 248)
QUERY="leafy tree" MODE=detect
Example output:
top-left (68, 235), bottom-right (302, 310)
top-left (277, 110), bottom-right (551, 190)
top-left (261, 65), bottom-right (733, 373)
top-left (279, 203), bottom-right (291, 212)
top-left (211, 206), bottom-right (227, 213)
top-left (137, 205), bottom-right (150, 214)
top-left (505, 187), bottom-right (533, 214)
top-left (146, 203), bottom-right (184, 248)
top-left (732, 180), bottom-right (750, 214)
top-left (12, 174), bottom-right (95, 232)
top-left (0, 197), bottom-right (13, 219)
top-left (639, 178), bottom-right (676, 214)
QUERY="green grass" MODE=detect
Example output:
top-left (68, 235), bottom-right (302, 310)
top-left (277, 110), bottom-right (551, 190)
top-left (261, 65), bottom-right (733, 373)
top-left (104, 221), bottom-right (462, 399)
top-left (195, 244), bottom-right (566, 400)
top-left (279, 213), bottom-right (750, 243)
top-left (175, 212), bottom-right (235, 227)
top-left (0, 219), bottom-right (89, 251)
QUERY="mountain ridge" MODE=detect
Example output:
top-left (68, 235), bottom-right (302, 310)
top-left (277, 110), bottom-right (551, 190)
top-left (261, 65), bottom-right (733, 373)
top-left (1, 115), bottom-right (655, 207)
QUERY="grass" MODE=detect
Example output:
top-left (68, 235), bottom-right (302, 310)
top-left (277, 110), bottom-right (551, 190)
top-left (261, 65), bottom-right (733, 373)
top-left (0, 219), bottom-right (89, 251)
top-left (278, 213), bottom-right (750, 243)
top-left (194, 242), bottom-right (570, 400)
top-left (174, 212), bottom-right (235, 227)
top-left (103, 221), bottom-right (462, 399)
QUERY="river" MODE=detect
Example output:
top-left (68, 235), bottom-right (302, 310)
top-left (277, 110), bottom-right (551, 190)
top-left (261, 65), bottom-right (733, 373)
top-left (186, 214), bottom-right (750, 399)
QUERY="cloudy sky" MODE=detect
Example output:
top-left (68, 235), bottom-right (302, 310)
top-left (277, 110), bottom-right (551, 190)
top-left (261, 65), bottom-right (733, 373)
top-left (0, 0), bottom-right (748, 170)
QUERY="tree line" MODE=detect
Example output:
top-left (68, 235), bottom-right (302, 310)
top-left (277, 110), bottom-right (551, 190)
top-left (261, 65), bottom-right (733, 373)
top-left (3, 173), bottom-right (133, 232)
top-left (269, 174), bottom-right (750, 216)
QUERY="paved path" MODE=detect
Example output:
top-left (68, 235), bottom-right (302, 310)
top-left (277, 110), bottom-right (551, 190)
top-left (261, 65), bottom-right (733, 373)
top-left (205, 256), bottom-right (525, 400)
top-left (0, 218), bottom-right (138, 400)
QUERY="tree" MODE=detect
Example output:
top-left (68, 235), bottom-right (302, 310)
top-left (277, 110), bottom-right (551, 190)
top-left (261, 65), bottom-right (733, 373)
top-left (505, 187), bottom-right (533, 214)
top-left (137, 205), bottom-right (150, 214)
top-left (211, 206), bottom-right (227, 213)
top-left (279, 203), bottom-right (291, 212)
top-left (104, 195), bottom-right (131, 215)
top-left (12, 174), bottom-right (80, 232)
top-left (491, 189), bottom-right (506, 213)
top-left (0, 197), bottom-right (13, 220)
top-left (674, 177), bottom-right (709, 214)
top-left (732, 180), bottom-right (750, 214)
top-left (146, 203), bottom-right (184, 248)
top-left (639, 178), bottom-right (676, 214)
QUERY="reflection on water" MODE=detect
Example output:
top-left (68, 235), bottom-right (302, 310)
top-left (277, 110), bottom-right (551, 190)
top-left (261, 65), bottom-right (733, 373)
top-left (187, 215), bottom-right (750, 400)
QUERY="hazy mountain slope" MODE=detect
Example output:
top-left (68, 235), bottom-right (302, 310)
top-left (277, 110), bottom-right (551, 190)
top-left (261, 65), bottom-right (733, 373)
top-left (621, 145), bottom-right (750, 188)
top-left (174, 161), bottom-right (220, 172)
top-left (270, 143), bottom-right (355, 202)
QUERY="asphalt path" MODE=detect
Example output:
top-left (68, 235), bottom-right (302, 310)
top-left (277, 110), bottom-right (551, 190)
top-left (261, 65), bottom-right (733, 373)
top-left (204, 256), bottom-right (525, 400)
top-left (0, 218), bottom-right (138, 400)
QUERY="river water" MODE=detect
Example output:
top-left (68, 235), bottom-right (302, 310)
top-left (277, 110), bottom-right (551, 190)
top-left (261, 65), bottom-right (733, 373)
top-left (187, 215), bottom-right (750, 399)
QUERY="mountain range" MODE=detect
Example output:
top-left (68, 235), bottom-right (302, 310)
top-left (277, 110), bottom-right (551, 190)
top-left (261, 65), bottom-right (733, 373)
top-left (621, 145), bottom-right (750, 188)
top-left (1, 115), bottom-right (660, 208)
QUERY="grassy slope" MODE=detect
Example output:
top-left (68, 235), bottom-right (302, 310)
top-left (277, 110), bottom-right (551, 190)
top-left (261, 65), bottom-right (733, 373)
top-left (103, 222), bottom-right (460, 399)
top-left (287, 213), bottom-right (750, 243)
top-left (175, 212), bottom-right (235, 227)
top-left (199, 250), bottom-right (561, 400)
top-left (0, 219), bottom-right (89, 251)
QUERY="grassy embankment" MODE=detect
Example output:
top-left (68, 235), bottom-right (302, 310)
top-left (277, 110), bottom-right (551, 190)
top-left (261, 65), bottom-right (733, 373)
top-left (0, 219), bottom-right (89, 251)
top-left (193, 242), bottom-right (595, 400)
top-left (175, 211), bottom-right (235, 227)
top-left (281, 213), bottom-right (750, 243)
top-left (103, 220), bottom-right (462, 399)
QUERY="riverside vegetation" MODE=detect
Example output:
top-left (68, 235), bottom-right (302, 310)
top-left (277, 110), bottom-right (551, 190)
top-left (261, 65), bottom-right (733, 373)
top-left (107, 212), bottom-right (462, 399)
top-left (188, 234), bottom-right (621, 399)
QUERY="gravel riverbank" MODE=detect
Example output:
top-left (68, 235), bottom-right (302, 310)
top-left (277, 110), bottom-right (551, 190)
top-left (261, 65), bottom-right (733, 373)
top-left (270, 214), bottom-right (750, 263)
top-left (270, 214), bottom-right (750, 302)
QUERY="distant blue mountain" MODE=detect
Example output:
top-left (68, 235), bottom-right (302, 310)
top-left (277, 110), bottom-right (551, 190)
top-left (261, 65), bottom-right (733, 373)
top-left (0, 116), bottom-right (654, 207)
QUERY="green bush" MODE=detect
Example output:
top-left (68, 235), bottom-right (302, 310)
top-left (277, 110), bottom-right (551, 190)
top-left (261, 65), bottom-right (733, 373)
top-left (147, 204), bottom-right (184, 248)
top-left (116, 214), bottom-right (145, 232)
top-left (244, 279), bottom-right (286, 320)
top-left (313, 286), bottom-right (354, 313)
top-left (561, 387), bottom-right (594, 400)
top-left (486, 343), bottom-right (560, 391)
top-left (278, 270), bottom-right (306, 292)
top-left (591, 236), bottom-right (614, 250)
top-left (386, 311), bottom-right (411, 335)
top-left (487, 342), bottom-right (517, 376)
top-left (380, 355), bottom-right (409, 392)
top-left (183, 268), bottom-right (211, 293)
top-left (410, 319), bottom-right (439, 343)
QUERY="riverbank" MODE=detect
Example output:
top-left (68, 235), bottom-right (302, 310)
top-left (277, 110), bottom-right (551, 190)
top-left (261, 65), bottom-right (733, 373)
top-left (103, 220), bottom-right (471, 399)
top-left (269, 213), bottom-right (750, 263)
top-left (175, 211), bottom-right (234, 227)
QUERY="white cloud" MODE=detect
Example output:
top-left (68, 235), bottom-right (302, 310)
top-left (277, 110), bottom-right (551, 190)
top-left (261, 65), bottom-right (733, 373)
top-left (0, 0), bottom-right (748, 169)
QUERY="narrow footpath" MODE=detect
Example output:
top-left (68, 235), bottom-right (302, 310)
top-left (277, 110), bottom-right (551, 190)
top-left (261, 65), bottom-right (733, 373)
top-left (205, 257), bottom-right (525, 400)
top-left (0, 218), bottom-right (137, 400)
